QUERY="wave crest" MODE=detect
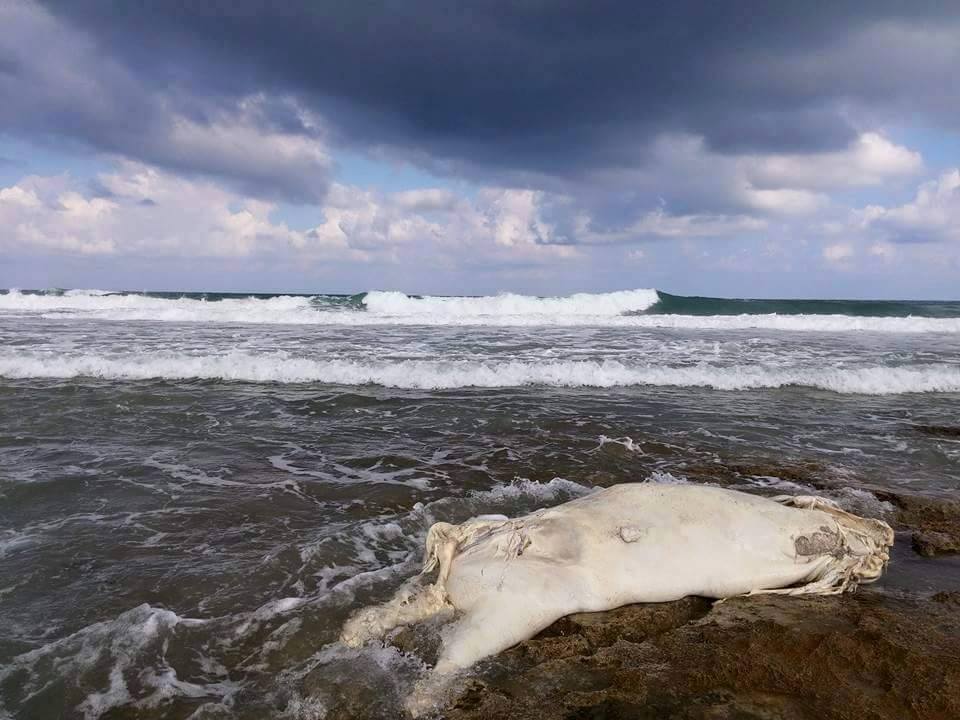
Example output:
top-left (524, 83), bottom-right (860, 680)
top-left (0, 289), bottom-right (325, 324)
top-left (361, 288), bottom-right (660, 317)
top-left (3, 289), bottom-right (960, 331)
top-left (2, 352), bottom-right (958, 394)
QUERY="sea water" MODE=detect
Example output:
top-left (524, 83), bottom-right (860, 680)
top-left (1, 287), bottom-right (959, 718)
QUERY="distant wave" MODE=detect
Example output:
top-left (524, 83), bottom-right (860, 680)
top-left (0, 288), bottom-right (659, 325)
top-left (361, 288), bottom-right (660, 316)
top-left (2, 352), bottom-right (959, 394)
top-left (2, 288), bottom-right (960, 331)
top-left (0, 289), bottom-right (333, 324)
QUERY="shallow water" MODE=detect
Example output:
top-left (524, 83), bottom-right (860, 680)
top-left (1, 288), bottom-right (959, 718)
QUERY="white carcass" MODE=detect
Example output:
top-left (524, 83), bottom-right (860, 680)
top-left (342, 483), bottom-right (893, 685)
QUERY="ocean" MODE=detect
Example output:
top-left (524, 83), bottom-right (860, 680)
top-left (1, 287), bottom-right (959, 719)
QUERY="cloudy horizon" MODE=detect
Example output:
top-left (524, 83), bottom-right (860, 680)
top-left (2, 1), bottom-right (959, 298)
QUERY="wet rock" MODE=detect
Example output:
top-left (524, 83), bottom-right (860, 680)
top-left (882, 492), bottom-right (960, 526)
top-left (421, 467), bottom-right (960, 717)
top-left (679, 458), bottom-right (832, 488)
top-left (441, 592), bottom-right (960, 720)
top-left (931, 591), bottom-right (960, 607)
top-left (874, 491), bottom-right (960, 558)
top-left (913, 530), bottom-right (960, 557)
top-left (533, 597), bottom-right (713, 653)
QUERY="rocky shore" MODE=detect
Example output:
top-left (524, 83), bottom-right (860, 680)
top-left (441, 587), bottom-right (959, 720)
top-left (312, 454), bottom-right (960, 720)
top-left (435, 474), bottom-right (960, 720)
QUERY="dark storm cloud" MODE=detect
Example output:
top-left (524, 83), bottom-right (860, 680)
top-left (12, 1), bottom-right (960, 191)
top-left (0, 1), bottom-right (332, 202)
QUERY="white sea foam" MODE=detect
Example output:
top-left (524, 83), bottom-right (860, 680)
top-left (644, 471), bottom-right (690, 484)
top-left (3, 288), bottom-right (959, 330)
top-left (234, 597), bottom-right (308, 638)
top-left (830, 487), bottom-right (896, 518)
top-left (0, 529), bottom-right (35, 558)
top-left (620, 313), bottom-right (960, 333)
top-left (597, 435), bottom-right (646, 453)
top-left (0, 289), bottom-right (326, 324)
top-left (3, 352), bottom-right (959, 394)
top-left (0, 604), bottom-right (210, 720)
top-left (64, 288), bottom-right (113, 296)
top-left (0, 288), bottom-right (660, 326)
top-left (471, 476), bottom-right (593, 502)
top-left (282, 693), bottom-right (328, 720)
top-left (362, 288), bottom-right (660, 317)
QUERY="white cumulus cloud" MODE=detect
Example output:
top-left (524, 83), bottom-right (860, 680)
top-left (857, 169), bottom-right (960, 243)
top-left (0, 2), bottom-right (332, 202)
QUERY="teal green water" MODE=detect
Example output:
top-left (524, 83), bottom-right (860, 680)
top-left (650, 292), bottom-right (960, 318)
top-left (7, 288), bottom-right (960, 317)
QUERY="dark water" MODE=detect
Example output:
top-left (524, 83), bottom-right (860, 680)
top-left (1, 288), bottom-right (959, 719)
top-left (650, 291), bottom-right (960, 318)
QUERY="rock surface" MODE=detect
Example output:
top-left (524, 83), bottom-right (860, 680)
top-left (441, 589), bottom-right (960, 720)
top-left (430, 466), bottom-right (960, 720)
top-left (876, 492), bottom-right (960, 558)
top-left (308, 460), bottom-right (960, 719)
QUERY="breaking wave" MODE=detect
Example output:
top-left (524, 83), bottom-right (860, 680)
top-left (360, 288), bottom-right (660, 317)
top-left (0, 475), bottom-right (592, 719)
top-left (2, 352), bottom-right (959, 394)
top-left (2, 288), bottom-right (959, 330)
top-left (0, 288), bottom-right (660, 326)
top-left (0, 289), bottom-right (331, 324)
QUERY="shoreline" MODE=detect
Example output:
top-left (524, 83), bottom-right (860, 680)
top-left (439, 587), bottom-right (960, 720)
top-left (438, 471), bottom-right (960, 719)
top-left (310, 460), bottom-right (960, 719)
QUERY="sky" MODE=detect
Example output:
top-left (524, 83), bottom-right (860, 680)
top-left (1, 1), bottom-right (959, 298)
